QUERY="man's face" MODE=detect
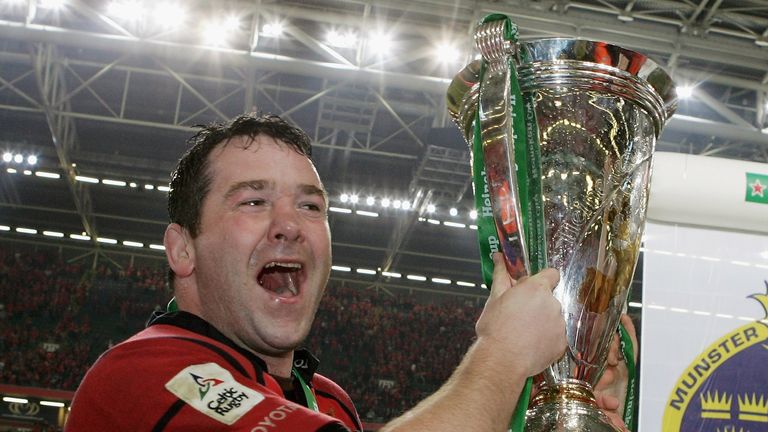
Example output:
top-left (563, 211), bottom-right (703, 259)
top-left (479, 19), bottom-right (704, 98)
top-left (189, 135), bottom-right (331, 356)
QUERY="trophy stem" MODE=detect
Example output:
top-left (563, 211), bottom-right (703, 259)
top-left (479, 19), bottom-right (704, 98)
top-left (525, 380), bottom-right (622, 431)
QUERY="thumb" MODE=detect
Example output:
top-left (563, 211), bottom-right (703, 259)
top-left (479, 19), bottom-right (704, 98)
top-left (489, 253), bottom-right (514, 301)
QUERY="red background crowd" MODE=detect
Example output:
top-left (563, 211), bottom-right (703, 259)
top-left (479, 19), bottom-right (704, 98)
top-left (0, 245), bottom-right (483, 425)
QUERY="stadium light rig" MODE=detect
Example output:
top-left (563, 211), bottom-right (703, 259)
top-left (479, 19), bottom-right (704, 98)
top-left (107, 0), bottom-right (143, 22)
top-left (262, 21), bottom-right (284, 38)
top-left (676, 85), bottom-right (694, 99)
top-left (151, 2), bottom-right (186, 29)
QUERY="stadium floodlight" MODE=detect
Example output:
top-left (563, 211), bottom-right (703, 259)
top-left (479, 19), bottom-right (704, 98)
top-left (152, 2), bottom-right (186, 28)
top-left (331, 265), bottom-right (351, 272)
top-left (27, 155), bottom-right (37, 165)
top-left (2, 153), bottom-right (11, 162)
top-left (449, 207), bottom-right (458, 216)
top-left (2, 397), bottom-right (28, 404)
top-left (444, 221), bottom-right (466, 228)
top-left (380, 198), bottom-right (391, 208)
top-left (43, 231), bottom-right (64, 238)
top-left (426, 204), bottom-right (436, 213)
top-left (202, 21), bottom-right (230, 47)
top-left (107, 1), bottom-right (143, 21)
top-left (340, 193), bottom-right (349, 203)
top-left (349, 194), bottom-right (359, 204)
top-left (435, 42), bottom-right (460, 63)
top-left (366, 196), bottom-right (375, 206)
top-left (329, 207), bottom-right (352, 214)
top-left (75, 175), bottom-right (99, 184)
top-left (355, 210), bottom-right (378, 217)
top-left (13, 154), bottom-right (23, 163)
top-left (392, 199), bottom-right (402, 209)
top-left (102, 179), bottom-right (127, 187)
top-left (6, 168), bottom-right (16, 174)
top-left (224, 14), bottom-right (240, 30)
top-left (326, 29), bottom-right (356, 48)
top-left (368, 31), bottom-right (392, 55)
top-left (35, 171), bottom-right (60, 179)
top-left (262, 22), bottom-right (284, 37)
top-left (38, 0), bottom-right (65, 9)
top-left (40, 401), bottom-right (65, 407)
top-left (402, 201), bottom-right (411, 210)
top-left (123, 240), bottom-right (144, 248)
top-left (149, 244), bottom-right (165, 250)
top-left (469, 209), bottom-right (478, 220)
top-left (16, 227), bottom-right (37, 234)
top-left (676, 85), bottom-right (694, 99)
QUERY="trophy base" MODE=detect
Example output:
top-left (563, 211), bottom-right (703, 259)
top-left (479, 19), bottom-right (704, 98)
top-left (524, 381), bottom-right (622, 432)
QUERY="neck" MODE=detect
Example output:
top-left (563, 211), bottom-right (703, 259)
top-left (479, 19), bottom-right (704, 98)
top-left (261, 351), bottom-right (294, 379)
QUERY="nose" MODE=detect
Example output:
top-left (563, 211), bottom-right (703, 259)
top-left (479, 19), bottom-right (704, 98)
top-left (268, 200), bottom-right (302, 242)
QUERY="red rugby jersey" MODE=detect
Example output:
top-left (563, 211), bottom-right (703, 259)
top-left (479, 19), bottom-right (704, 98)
top-left (65, 311), bottom-right (362, 432)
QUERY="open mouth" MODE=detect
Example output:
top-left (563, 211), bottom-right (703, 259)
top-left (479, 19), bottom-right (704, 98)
top-left (257, 262), bottom-right (302, 297)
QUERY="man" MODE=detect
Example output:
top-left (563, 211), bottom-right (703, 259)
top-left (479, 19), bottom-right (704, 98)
top-left (65, 114), bottom-right (567, 431)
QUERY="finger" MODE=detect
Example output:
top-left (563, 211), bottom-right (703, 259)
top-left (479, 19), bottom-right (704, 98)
top-left (607, 333), bottom-right (620, 366)
top-left (596, 393), bottom-right (620, 411)
top-left (527, 267), bottom-right (560, 292)
top-left (603, 411), bottom-right (628, 432)
top-left (596, 367), bottom-right (616, 389)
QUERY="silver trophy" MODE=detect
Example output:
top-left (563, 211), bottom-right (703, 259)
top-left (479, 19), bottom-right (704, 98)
top-left (447, 19), bottom-right (676, 431)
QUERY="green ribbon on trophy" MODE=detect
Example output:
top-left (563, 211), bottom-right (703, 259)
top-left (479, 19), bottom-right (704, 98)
top-left (619, 323), bottom-right (637, 430)
top-left (469, 13), bottom-right (545, 432)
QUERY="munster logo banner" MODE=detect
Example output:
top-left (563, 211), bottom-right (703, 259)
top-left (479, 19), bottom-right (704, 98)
top-left (663, 283), bottom-right (768, 431)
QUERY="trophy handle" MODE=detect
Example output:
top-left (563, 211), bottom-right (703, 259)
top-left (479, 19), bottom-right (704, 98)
top-left (476, 18), bottom-right (531, 281)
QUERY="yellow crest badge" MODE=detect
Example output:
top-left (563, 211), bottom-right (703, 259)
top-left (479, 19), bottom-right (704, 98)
top-left (662, 283), bottom-right (768, 431)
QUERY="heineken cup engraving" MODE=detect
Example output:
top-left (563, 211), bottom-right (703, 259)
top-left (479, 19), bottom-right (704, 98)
top-left (447, 22), bottom-right (676, 431)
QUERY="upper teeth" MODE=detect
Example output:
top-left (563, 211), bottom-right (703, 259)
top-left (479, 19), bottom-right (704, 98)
top-left (265, 262), bottom-right (302, 269)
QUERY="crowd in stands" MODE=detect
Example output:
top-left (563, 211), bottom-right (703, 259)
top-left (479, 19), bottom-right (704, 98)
top-left (0, 245), bottom-right (483, 425)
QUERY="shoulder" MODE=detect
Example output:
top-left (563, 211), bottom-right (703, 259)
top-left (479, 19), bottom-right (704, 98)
top-left (66, 327), bottom-right (345, 432)
top-left (312, 373), bottom-right (363, 432)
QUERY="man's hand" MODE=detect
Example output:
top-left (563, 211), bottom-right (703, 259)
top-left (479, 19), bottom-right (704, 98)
top-left (594, 314), bottom-right (637, 432)
top-left (381, 254), bottom-right (567, 432)
top-left (475, 253), bottom-right (567, 378)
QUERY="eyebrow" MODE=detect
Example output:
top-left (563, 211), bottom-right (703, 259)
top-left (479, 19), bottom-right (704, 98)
top-left (224, 180), bottom-right (328, 204)
top-left (300, 184), bottom-right (329, 205)
top-left (224, 180), bottom-right (269, 200)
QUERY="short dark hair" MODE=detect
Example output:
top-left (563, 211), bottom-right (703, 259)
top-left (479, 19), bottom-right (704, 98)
top-left (168, 113), bottom-right (313, 237)
top-left (166, 114), bottom-right (313, 288)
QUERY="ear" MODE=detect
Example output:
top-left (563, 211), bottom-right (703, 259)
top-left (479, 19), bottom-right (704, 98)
top-left (164, 223), bottom-right (195, 278)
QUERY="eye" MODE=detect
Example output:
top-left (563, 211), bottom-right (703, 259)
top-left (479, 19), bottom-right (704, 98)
top-left (241, 198), bottom-right (266, 207)
top-left (301, 202), bottom-right (323, 212)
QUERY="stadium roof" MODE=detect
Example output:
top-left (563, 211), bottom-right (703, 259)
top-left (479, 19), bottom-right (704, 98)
top-left (0, 0), bottom-right (766, 295)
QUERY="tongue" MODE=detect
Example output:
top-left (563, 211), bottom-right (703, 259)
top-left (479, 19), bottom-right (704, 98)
top-left (261, 270), bottom-right (298, 296)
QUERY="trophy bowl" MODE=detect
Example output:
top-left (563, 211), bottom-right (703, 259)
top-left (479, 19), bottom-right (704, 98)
top-left (448, 20), bottom-right (677, 432)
